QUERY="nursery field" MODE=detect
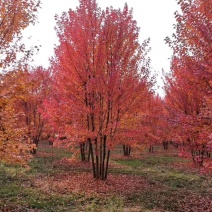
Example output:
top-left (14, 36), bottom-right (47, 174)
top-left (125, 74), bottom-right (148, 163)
top-left (0, 141), bottom-right (211, 212)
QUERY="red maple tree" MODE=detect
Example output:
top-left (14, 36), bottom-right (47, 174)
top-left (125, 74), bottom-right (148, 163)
top-left (44, 0), bottom-right (152, 180)
top-left (164, 0), bottom-right (212, 169)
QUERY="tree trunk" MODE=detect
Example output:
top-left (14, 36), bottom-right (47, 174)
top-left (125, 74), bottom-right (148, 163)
top-left (31, 137), bottom-right (39, 154)
top-left (123, 144), bottom-right (131, 156)
top-left (80, 143), bottom-right (86, 162)
top-left (149, 145), bottom-right (153, 153)
top-left (88, 138), bottom-right (96, 178)
top-left (89, 135), bottom-right (110, 180)
top-left (105, 149), bottom-right (110, 180)
top-left (163, 141), bottom-right (168, 150)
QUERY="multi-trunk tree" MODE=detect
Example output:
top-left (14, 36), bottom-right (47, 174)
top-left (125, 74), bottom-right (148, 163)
top-left (142, 95), bottom-right (165, 153)
top-left (44, 0), bottom-right (152, 180)
top-left (15, 67), bottom-right (50, 154)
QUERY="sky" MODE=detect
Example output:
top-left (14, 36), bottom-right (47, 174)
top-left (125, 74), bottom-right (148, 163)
top-left (22, 0), bottom-right (179, 94)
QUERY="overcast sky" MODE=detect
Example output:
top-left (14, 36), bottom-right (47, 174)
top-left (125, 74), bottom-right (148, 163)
top-left (22, 0), bottom-right (179, 94)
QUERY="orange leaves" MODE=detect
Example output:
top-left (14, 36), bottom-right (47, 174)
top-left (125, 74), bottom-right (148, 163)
top-left (0, 71), bottom-right (28, 164)
top-left (0, 0), bottom-right (40, 68)
top-left (0, 138), bottom-right (35, 165)
top-left (0, 67), bottom-right (49, 164)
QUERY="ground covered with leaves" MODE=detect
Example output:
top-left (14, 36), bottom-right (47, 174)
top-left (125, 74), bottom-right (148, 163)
top-left (0, 141), bottom-right (211, 211)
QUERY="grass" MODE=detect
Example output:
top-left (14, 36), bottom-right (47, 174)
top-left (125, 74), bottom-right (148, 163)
top-left (0, 141), bottom-right (211, 211)
top-left (113, 157), bottom-right (203, 188)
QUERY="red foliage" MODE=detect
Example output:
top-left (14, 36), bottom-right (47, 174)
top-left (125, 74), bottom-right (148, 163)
top-left (164, 0), bottom-right (212, 171)
top-left (43, 0), bottom-right (152, 179)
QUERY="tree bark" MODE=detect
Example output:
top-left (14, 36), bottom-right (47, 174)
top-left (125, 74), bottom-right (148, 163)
top-left (123, 144), bottom-right (131, 156)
